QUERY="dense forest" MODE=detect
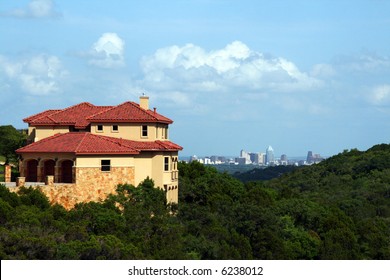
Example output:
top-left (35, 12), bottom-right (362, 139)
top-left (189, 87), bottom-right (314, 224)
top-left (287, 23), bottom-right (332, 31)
top-left (0, 144), bottom-right (389, 259)
top-left (233, 165), bottom-right (299, 182)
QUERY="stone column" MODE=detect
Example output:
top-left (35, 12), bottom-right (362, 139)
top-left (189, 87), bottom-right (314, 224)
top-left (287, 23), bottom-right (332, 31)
top-left (45, 175), bottom-right (54, 186)
top-left (16, 177), bottom-right (25, 187)
top-left (19, 158), bottom-right (24, 177)
top-left (72, 164), bottom-right (76, 184)
top-left (55, 165), bottom-right (60, 183)
top-left (37, 161), bottom-right (43, 182)
top-left (4, 164), bottom-right (11, 182)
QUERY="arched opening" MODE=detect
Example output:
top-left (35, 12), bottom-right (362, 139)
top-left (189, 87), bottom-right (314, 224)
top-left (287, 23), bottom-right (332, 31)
top-left (26, 160), bottom-right (38, 182)
top-left (43, 160), bottom-right (55, 179)
top-left (61, 160), bottom-right (73, 183)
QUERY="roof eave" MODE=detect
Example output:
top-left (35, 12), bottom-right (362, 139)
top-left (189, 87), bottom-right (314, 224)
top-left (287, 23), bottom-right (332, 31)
top-left (88, 120), bottom-right (173, 124)
top-left (75, 151), bottom-right (140, 155)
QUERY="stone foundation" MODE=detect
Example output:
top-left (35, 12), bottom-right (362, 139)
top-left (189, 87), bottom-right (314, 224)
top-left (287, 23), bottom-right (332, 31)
top-left (16, 177), bottom-right (25, 187)
top-left (11, 166), bottom-right (136, 210)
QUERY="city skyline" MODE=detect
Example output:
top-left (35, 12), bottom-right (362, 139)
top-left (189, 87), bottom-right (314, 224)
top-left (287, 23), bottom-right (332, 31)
top-left (185, 146), bottom-right (324, 166)
top-left (1, 1), bottom-right (390, 157)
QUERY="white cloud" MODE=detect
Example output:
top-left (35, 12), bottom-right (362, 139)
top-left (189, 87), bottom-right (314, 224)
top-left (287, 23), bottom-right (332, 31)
top-left (311, 63), bottom-right (336, 78)
top-left (369, 84), bottom-right (390, 106)
top-left (1, 0), bottom-right (61, 18)
top-left (140, 41), bottom-right (321, 94)
top-left (0, 54), bottom-right (67, 95)
top-left (88, 33), bottom-right (126, 69)
top-left (335, 53), bottom-right (390, 72)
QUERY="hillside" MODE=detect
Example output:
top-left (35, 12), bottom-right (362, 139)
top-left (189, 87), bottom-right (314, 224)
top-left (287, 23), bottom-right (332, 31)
top-left (0, 144), bottom-right (389, 259)
top-left (233, 165), bottom-right (299, 182)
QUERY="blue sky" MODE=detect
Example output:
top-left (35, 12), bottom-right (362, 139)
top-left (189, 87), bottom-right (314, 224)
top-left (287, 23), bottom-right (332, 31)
top-left (1, 0), bottom-right (390, 157)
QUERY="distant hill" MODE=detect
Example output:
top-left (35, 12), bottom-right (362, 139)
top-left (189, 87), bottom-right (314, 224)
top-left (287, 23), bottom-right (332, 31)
top-left (233, 165), bottom-right (299, 182)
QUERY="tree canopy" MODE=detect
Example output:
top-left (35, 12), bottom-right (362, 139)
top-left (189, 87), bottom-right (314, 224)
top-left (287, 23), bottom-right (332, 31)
top-left (0, 144), bottom-right (389, 259)
top-left (0, 125), bottom-right (26, 164)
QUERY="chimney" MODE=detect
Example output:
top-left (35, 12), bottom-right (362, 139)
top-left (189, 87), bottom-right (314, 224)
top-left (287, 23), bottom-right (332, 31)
top-left (139, 95), bottom-right (149, 110)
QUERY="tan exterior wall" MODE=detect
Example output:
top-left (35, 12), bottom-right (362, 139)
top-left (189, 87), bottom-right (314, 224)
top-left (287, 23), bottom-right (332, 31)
top-left (34, 126), bottom-right (70, 142)
top-left (20, 152), bottom-right (74, 162)
top-left (27, 126), bottom-right (36, 143)
top-left (76, 155), bottom-right (134, 168)
top-left (133, 152), bottom-right (154, 186)
top-left (131, 152), bottom-right (179, 204)
top-left (18, 150), bottom-right (179, 206)
top-left (90, 123), bottom-right (169, 141)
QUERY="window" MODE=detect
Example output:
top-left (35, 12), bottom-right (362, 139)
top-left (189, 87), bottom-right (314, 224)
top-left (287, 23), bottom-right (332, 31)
top-left (112, 125), bottom-right (118, 132)
top-left (97, 124), bottom-right (103, 132)
top-left (142, 125), bottom-right (148, 137)
top-left (101, 160), bottom-right (111, 172)
top-left (164, 157), bottom-right (169, 171)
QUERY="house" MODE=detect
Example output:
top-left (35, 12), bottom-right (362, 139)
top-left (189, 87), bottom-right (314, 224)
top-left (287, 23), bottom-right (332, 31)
top-left (16, 96), bottom-right (182, 208)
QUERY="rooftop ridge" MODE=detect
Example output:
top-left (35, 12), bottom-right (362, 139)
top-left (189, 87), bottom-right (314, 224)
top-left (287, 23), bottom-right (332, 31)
top-left (23, 109), bottom-right (61, 123)
top-left (29, 102), bottom-right (96, 125)
top-left (86, 101), bottom-right (137, 121)
top-left (85, 105), bottom-right (117, 120)
top-left (75, 132), bottom-right (89, 153)
top-left (89, 133), bottom-right (134, 148)
top-left (16, 133), bottom-right (64, 152)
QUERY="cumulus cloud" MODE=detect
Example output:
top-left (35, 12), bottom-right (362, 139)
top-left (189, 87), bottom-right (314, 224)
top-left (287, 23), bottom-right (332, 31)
top-left (311, 63), bottom-right (336, 78)
top-left (369, 84), bottom-right (390, 106)
top-left (0, 54), bottom-right (67, 95)
top-left (140, 41), bottom-right (321, 93)
top-left (1, 0), bottom-right (61, 18)
top-left (88, 33), bottom-right (126, 68)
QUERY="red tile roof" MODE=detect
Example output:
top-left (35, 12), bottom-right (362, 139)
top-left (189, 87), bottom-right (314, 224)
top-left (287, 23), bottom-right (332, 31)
top-left (23, 109), bottom-right (62, 123)
top-left (24, 100), bottom-right (173, 128)
top-left (16, 132), bottom-right (182, 155)
top-left (87, 101), bottom-right (173, 124)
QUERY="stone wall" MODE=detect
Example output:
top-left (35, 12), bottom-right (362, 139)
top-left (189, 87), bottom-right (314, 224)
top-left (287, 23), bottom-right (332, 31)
top-left (4, 164), bottom-right (11, 182)
top-left (12, 166), bottom-right (135, 210)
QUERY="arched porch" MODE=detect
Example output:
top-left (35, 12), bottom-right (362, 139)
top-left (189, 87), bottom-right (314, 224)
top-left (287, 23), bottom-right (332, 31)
top-left (26, 159), bottom-right (38, 182)
top-left (20, 157), bottom-right (75, 183)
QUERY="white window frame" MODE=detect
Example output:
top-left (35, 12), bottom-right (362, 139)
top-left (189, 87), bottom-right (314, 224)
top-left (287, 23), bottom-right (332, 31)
top-left (111, 124), bottom-right (119, 132)
top-left (96, 124), bottom-right (104, 133)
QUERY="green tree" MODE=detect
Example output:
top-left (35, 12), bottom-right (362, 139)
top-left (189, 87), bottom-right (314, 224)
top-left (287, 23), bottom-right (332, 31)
top-left (0, 125), bottom-right (26, 164)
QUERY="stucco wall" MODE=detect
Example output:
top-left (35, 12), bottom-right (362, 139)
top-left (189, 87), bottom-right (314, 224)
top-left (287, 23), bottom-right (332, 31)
top-left (34, 126), bottom-right (70, 142)
top-left (90, 123), bottom-right (169, 141)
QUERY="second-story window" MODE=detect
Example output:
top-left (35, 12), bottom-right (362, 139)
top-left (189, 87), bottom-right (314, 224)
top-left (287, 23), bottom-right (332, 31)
top-left (142, 125), bottom-right (148, 137)
top-left (164, 157), bottom-right (169, 171)
top-left (162, 126), bottom-right (168, 139)
top-left (97, 124), bottom-right (103, 132)
top-left (112, 125), bottom-right (118, 132)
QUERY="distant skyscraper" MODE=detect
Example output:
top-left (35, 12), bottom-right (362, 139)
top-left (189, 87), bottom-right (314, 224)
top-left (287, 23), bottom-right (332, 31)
top-left (240, 149), bottom-right (251, 164)
top-left (280, 154), bottom-right (288, 165)
top-left (266, 146), bottom-right (275, 164)
top-left (306, 151), bottom-right (324, 164)
top-left (307, 151), bottom-right (314, 163)
top-left (249, 153), bottom-right (259, 164)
